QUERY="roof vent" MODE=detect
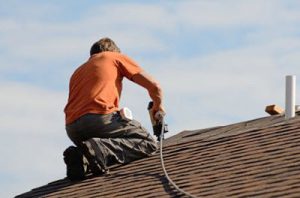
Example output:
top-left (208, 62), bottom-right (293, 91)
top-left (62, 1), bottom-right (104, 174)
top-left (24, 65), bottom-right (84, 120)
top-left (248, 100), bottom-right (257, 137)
top-left (296, 105), bottom-right (300, 112)
top-left (285, 75), bottom-right (296, 119)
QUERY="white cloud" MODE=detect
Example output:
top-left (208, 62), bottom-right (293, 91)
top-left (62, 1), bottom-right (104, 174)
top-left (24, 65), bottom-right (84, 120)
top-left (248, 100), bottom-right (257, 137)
top-left (1, 0), bottom-right (299, 73)
top-left (0, 82), bottom-right (71, 197)
top-left (86, 3), bottom-right (176, 32)
top-left (148, 35), bottom-right (300, 132)
top-left (177, 0), bottom-right (300, 28)
top-left (0, 7), bottom-right (169, 73)
top-left (0, 82), bottom-right (66, 133)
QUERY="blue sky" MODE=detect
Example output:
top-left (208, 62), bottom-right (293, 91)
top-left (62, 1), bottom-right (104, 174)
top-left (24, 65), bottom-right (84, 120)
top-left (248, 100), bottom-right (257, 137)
top-left (1, 0), bottom-right (300, 197)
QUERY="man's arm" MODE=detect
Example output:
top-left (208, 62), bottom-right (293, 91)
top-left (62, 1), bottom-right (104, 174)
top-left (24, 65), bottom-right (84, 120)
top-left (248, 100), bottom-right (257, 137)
top-left (131, 72), bottom-right (164, 114)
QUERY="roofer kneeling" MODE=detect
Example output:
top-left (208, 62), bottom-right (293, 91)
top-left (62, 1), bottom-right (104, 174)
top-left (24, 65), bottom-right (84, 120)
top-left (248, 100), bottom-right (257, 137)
top-left (63, 37), bottom-right (164, 180)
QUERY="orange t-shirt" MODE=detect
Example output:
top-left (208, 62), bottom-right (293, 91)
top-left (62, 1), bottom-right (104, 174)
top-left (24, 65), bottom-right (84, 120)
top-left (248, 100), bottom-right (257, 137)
top-left (64, 51), bottom-right (142, 124)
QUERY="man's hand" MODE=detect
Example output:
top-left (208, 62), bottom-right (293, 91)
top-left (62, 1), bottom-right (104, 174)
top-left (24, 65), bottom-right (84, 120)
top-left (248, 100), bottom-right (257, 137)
top-left (152, 105), bottom-right (166, 121)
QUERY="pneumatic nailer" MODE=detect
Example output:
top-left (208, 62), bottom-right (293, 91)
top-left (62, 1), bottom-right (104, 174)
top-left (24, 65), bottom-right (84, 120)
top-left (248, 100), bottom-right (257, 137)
top-left (147, 101), bottom-right (168, 141)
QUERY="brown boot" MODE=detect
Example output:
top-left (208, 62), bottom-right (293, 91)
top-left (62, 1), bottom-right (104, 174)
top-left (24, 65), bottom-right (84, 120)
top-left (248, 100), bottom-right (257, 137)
top-left (63, 146), bottom-right (87, 181)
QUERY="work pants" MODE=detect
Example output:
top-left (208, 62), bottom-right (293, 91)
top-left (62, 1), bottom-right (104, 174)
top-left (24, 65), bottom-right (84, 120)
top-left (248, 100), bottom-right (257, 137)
top-left (66, 113), bottom-right (158, 169)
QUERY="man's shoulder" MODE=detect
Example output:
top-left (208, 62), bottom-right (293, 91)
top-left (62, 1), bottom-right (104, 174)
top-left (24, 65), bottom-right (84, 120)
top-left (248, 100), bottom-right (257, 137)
top-left (100, 52), bottom-right (133, 61)
top-left (90, 52), bottom-right (137, 67)
top-left (99, 51), bottom-right (122, 57)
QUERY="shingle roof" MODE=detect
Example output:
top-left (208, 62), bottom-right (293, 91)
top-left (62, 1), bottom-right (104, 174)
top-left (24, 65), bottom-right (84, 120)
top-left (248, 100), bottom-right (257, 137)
top-left (16, 113), bottom-right (300, 197)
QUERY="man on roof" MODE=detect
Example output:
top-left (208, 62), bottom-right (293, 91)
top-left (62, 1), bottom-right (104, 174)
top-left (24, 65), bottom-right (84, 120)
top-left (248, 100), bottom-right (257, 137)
top-left (63, 37), bottom-right (164, 180)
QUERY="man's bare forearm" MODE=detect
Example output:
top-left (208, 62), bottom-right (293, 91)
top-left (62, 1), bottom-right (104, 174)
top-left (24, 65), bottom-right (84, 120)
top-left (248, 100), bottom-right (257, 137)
top-left (132, 72), bottom-right (164, 112)
top-left (148, 83), bottom-right (163, 111)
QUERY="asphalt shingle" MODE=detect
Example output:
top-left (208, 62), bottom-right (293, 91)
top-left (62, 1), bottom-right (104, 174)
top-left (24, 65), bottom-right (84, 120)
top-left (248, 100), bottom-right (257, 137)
top-left (16, 113), bottom-right (300, 197)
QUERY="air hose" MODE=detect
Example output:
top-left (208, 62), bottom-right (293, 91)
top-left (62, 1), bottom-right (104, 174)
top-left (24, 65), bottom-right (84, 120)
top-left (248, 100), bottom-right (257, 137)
top-left (159, 119), bottom-right (198, 198)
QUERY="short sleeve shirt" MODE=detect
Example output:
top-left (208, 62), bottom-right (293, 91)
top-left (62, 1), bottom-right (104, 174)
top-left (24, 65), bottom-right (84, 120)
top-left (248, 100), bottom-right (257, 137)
top-left (64, 52), bottom-right (142, 124)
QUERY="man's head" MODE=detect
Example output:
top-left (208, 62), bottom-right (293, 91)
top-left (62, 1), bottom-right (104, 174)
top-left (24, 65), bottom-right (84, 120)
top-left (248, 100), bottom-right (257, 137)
top-left (90, 37), bottom-right (121, 56)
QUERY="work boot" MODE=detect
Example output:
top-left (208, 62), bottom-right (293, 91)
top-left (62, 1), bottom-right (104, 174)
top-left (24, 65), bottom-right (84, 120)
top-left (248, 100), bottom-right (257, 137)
top-left (63, 146), bottom-right (87, 181)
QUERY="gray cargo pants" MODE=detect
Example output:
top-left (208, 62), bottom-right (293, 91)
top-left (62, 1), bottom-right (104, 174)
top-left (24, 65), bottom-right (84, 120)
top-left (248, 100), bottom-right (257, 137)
top-left (66, 113), bottom-right (158, 169)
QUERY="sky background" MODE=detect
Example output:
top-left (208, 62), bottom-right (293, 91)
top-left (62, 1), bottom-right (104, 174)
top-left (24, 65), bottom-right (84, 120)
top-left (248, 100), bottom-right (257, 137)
top-left (1, 0), bottom-right (300, 197)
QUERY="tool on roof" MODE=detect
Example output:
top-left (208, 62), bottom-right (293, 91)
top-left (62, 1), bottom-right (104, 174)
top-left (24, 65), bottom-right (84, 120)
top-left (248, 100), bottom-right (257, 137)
top-left (147, 102), bottom-right (168, 141)
top-left (147, 102), bottom-right (197, 198)
top-left (265, 104), bottom-right (284, 115)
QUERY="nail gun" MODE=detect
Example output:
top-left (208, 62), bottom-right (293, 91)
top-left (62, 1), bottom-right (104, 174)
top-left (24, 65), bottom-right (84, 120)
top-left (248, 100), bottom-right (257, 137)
top-left (147, 101), bottom-right (168, 140)
top-left (148, 102), bottom-right (196, 197)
